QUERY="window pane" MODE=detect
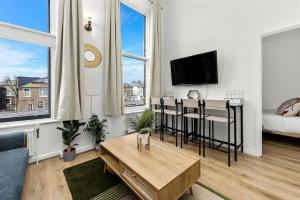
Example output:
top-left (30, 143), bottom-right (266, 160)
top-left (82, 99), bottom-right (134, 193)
top-left (123, 57), bottom-right (145, 106)
top-left (121, 3), bottom-right (145, 57)
top-left (0, 38), bottom-right (49, 121)
top-left (0, 0), bottom-right (49, 32)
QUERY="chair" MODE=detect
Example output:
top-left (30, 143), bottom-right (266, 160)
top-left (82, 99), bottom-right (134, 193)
top-left (203, 100), bottom-right (234, 166)
top-left (181, 99), bottom-right (205, 156)
top-left (150, 97), bottom-right (163, 138)
top-left (161, 97), bottom-right (181, 146)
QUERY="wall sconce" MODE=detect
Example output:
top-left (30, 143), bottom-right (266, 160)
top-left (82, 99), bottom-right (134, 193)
top-left (84, 17), bottom-right (92, 31)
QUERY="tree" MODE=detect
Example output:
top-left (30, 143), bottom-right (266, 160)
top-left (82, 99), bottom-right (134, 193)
top-left (2, 76), bottom-right (18, 111)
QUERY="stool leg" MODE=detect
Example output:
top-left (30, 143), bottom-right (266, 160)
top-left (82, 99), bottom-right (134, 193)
top-left (172, 115), bottom-right (175, 135)
top-left (198, 119), bottom-right (201, 155)
top-left (181, 116), bottom-right (184, 148)
top-left (175, 115), bottom-right (178, 147)
top-left (228, 121), bottom-right (231, 167)
top-left (208, 121), bottom-right (211, 148)
top-left (212, 121), bottom-right (215, 149)
top-left (203, 119), bottom-right (206, 157)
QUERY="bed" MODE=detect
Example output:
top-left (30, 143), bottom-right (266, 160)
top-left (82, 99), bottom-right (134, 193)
top-left (263, 109), bottom-right (300, 138)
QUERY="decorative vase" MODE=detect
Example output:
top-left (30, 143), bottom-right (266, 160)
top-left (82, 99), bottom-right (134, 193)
top-left (137, 133), bottom-right (150, 151)
top-left (63, 148), bottom-right (76, 162)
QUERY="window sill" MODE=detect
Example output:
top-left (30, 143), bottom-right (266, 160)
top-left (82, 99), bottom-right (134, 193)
top-left (0, 118), bottom-right (59, 130)
top-left (125, 106), bottom-right (146, 114)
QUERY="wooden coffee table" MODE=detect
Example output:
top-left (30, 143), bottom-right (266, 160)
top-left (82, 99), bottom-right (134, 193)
top-left (100, 134), bottom-right (201, 200)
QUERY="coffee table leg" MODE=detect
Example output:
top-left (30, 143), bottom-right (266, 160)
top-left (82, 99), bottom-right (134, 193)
top-left (103, 163), bottom-right (107, 174)
top-left (190, 186), bottom-right (194, 195)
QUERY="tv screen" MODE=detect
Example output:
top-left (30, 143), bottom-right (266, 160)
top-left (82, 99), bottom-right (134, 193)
top-left (171, 50), bottom-right (218, 85)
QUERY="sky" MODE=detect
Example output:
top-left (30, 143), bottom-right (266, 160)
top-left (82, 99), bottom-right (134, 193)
top-left (121, 3), bottom-right (145, 84)
top-left (0, 0), bottom-right (49, 81)
top-left (0, 1), bottom-right (145, 84)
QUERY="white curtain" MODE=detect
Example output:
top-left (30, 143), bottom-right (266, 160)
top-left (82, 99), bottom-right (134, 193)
top-left (104, 0), bottom-right (124, 116)
top-left (54, 0), bottom-right (84, 120)
top-left (148, 0), bottom-right (162, 100)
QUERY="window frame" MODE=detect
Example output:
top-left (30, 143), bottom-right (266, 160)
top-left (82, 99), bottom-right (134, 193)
top-left (37, 101), bottom-right (44, 109)
top-left (28, 103), bottom-right (33, 111)
top-left (0, 0), bottom-right (54, 123)
top-left (23, 88), bottom-right (31, 97)
top-left (121, 0), bottom-right (151, 108)
top-left (39, 88), bottom-right (48, 97)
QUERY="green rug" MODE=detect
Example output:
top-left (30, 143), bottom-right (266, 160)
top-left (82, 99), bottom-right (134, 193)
top-left (63, 158), bottom-right (134, 200)
top-left (64, 158), bottom-right (229, 200)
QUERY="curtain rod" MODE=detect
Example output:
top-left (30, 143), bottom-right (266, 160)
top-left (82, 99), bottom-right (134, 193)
top-left (147, 0), bottom-right (163, 10)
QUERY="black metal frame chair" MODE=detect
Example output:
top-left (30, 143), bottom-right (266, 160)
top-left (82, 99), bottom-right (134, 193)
top-left (181, 99), bottom-right (205, 156)
top-left (203, 100), bottom-right (234, 166)
top-left (161, 98), bottom-right (182, 146)
top-left (150, 97), bottom-right (163, 139)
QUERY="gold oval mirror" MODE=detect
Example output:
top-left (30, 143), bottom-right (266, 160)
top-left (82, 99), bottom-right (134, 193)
top-left (84, 44), bottom-right (102, 68)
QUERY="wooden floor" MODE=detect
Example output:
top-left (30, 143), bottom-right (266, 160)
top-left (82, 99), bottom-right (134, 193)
top-left (22, 133), bottom-right (300, 200)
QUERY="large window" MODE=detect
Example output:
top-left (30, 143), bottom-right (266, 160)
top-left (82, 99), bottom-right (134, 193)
top-left (0, 0), bottom-right (51, 122)
top-left (121, 2), bottom-right (148, 107)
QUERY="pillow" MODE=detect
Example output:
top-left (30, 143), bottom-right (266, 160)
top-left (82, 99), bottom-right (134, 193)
top-left (276, 98), bottom-right (300, 116)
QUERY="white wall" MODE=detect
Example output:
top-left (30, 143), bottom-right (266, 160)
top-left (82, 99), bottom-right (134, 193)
top-left (262, 28), bottom-right (300, 110)
top-left (161, 0), bottom-right (300, 156)
top-left (0, 0), bottom-right (127, 162)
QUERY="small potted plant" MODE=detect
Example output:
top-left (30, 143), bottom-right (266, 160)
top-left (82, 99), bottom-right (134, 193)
top-left (84, 114), bottom-right (108, 151)
top-left (129, 110), bottom-right (154, 147)
top-left (57, 120), bottom-right (86, 162)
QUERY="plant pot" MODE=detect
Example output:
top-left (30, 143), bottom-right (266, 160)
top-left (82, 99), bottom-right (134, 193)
top-left (63, 148), bottom-right (76, 162)
top-left (138, 133), bottom-right (149, 145)
top-left (95, 142), bottom-right (102, 152)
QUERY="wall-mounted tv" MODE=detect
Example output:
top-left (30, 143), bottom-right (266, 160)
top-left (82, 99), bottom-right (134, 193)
top-left (170, 50), bottom-right (218, 85)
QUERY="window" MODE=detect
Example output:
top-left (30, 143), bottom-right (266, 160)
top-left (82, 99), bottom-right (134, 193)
top-left (23, 88), bottom-right (31, 97)
top-left (6, 98), bottom-right (11, 104)
top-left (39, 88), bottom-right (48, 97)
top-left (121, 2), bottom-right (148, 107)
top-left (28, 104), bottom-right (33, 111)
top-left (38, 101), bottom-right (44, 109)
top-left (6, 88), bottom-right (14, 97)
top-left (0, 0), bottom-right (51, 122)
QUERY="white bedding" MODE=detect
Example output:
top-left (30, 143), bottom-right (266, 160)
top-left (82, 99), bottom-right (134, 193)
top-left (263, 109), bottom-right (300, 134)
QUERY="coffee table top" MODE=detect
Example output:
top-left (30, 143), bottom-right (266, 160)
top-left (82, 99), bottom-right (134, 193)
top-left (100, 133), bottom-right (200, 190)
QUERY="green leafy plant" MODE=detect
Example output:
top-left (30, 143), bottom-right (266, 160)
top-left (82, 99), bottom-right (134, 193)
top-left (129, 110), bottom-right (154, 134)
top-left (57, 120), bottom-right (86, 152)
top-left (84, 114), bottom-right (107, 143)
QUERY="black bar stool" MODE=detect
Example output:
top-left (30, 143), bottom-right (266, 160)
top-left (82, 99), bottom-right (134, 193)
top-left (203, 100), bottom-right (235, 166)
top-left (161, 97), bottom-right (182, 146)
top-left (150, 97), bottom-right (163, 139)
top-left (181, 99), bottom-right (205, 156)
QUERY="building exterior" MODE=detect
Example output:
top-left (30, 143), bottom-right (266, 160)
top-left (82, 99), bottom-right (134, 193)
top-left (18, 77), bottom-right (49, 112)
top-left (124, 81), bottom-right (145, 106)
top-left (0, 76), bottom-right (48, 113)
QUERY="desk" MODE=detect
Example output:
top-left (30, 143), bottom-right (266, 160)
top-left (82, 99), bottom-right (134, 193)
top-left (100, 134), bottom-right (201, 200)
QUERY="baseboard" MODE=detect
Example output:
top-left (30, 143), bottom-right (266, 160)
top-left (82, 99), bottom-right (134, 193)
top-left (29, 151), bottom-right (61, 163)
top-left (244, 147), bottom-right (261, 157)
top-left (28, 144), bottom-right (96, 164)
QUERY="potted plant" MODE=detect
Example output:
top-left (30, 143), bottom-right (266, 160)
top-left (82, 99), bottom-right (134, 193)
top-left (129, 110), bottom-right (154, 146)
top-left (84, 114), bottom-right (108, 151)
top-left (57, 120), bottom-right (86, 162)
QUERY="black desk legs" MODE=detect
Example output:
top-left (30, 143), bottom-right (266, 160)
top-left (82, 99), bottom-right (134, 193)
top-left (241, 105), bottom-right (244, 153)
top-left (160, 113), bottom-right (164, 141)
top-left (175, 115), bottom-right (178, 147)
top-left (234, 107), bottom-right (237, 161)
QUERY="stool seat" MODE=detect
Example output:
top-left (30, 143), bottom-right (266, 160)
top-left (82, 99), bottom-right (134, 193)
top-left (183, 113), bottom-right (207, 119)
top-left (164, 110), bottom-right (182, 116)
top-left (206, 115), bottom-right (234, 123)
top-left (153, 109), bottom-right (162, 113)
